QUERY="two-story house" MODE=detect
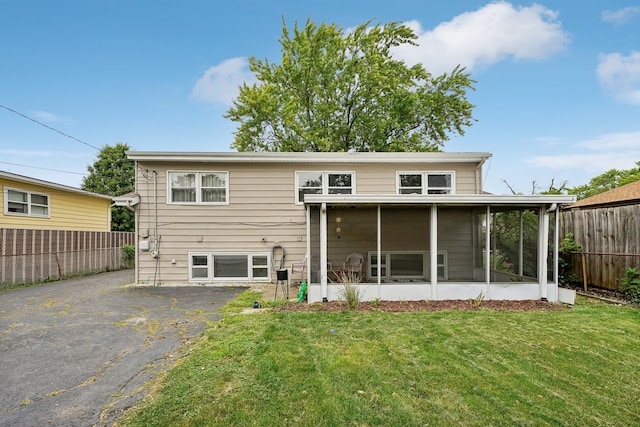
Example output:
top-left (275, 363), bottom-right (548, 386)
top-left (126, 151), bottom-right (576, 303)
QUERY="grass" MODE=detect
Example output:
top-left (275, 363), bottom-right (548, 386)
top-left (117, 293), bottom-right (640, 426)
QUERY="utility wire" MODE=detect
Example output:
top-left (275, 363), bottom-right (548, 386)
top-left (0, 103), bottom-right (100, 151)
top-left (0, 161), bottom-right (87, 176)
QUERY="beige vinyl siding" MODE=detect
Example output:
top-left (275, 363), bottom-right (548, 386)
top-left (354, 162), bottom-right (478, 194)
top-left (134, 159), bottom-right (483, 284)
top-left (136, 163), bottom-right (307, 284)
top-left (1, 178), bottom-right (111, 231)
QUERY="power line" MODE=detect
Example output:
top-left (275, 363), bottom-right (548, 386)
top-left (0, 103), bottom-right (100, 151)
top-left (0, 161), bottom-right (87, 176)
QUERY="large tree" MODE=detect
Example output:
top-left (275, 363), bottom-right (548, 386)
top-left (569, 161), bottom-right (640, 200)
top-left (82, 142), bottom-right (135, 232)
top-left (226, 19), bottom-right (476, 152)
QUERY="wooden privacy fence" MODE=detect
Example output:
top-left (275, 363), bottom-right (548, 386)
top-left (0, 228), bottom-right (135, 286)
top-left (561, 204), bottom-right (640, 290)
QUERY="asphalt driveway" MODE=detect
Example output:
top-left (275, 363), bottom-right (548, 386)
top-left (0, 270), bottom-right (246, 427)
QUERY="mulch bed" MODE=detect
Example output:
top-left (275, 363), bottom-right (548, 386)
top-left (276, 299), bottom-right (570, 312)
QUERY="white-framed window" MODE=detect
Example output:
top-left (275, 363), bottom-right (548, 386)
top-left (295, 171), bottom-right (354, 204)
top-left (168, 171), bottom-right (228, 205)
top-left (368, 251), bottom-right (447, 280)
top-left (189, 252), bottom-right (270, 282)
top-left (4, 187), bottom-right (50, 217)
top-left (396, 172), bottom-right (455, 195)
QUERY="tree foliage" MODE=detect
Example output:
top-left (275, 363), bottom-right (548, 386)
top-left (82, 142), bottom-right (135, 232)
top-left (569, 161), bottom-right (640, 200)
top-left (226, 19), bottom-right (476, 152)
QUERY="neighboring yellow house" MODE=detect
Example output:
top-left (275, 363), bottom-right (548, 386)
top-left (0, 170), bottom-right (112, 231)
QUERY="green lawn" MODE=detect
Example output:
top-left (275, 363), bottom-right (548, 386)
top-left (118, 293), bottom-right (640, 427)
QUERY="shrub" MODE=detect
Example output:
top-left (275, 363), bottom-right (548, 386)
top-left (122, 244), bottom-right (136, 268)
top-left (338, 279), bottom-right (362, 310)
top-left (559, 233), bottom-right (582, 287)
top-left (620, 267), bottom-right (640, 303)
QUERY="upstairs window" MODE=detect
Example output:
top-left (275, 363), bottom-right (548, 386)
top-left (296, 171), bottom-right (354, 204)
top-left (168, 171), bottom-right (228, 204)
top-left (397, 172), bottom-right (454, 195)
top-left (4, 188), bottom-right (50, 217)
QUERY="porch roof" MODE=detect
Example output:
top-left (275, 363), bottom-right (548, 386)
top-left (303, 193), bottom-right (576, 207)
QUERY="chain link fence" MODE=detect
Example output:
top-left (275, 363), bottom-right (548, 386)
top-left (1, 228), bottom-right (135, 288)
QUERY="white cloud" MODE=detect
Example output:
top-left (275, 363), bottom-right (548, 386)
top-left (602, 7), bottom-right (640, 25)
top-left (392, 2), bottom-right (570, 75)
top-left (597, 51), bottom-right (640, 105)
top-left (526, 131), bottom-right (640, 173)
top-left (191, 57), bottom-right (257, 106)
top-left (31, 111), bottom-right (71, 123)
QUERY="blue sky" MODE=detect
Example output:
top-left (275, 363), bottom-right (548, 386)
top-left (1, 0), bottom-right (639, 194)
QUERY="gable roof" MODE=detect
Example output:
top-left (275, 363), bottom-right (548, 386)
top-left (0, 170), bottom-right (113, 200)
top-left (564, 179), bottom-right (640, 209)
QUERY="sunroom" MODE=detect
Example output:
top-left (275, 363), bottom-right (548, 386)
top-left (302, 194), bottom-right (576, 303)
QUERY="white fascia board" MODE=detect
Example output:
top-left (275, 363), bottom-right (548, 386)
top-left (0, 170), bottom-right (113, 200)
top-left (303, 194), bottom-right (577, 206)
top-left (126, 151), bottom-right (492, 164)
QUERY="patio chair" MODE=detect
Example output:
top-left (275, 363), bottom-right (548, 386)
top-left (342, 253), bottom-right (364, 281)
top-left (290, 256), bottom-right (307, 284)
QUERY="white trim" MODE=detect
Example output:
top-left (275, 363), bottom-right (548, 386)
top-left (304, 193), bottom-right (576, 206)
top-left (3, 186), bottom-right (51, 218)
top-left (0, 170), bottom-right (112, 200)
top-left (167, 170), bottom-right (229, 205)
top-left (188, 252), bottom-right (271, 282)
top-left (128, 151), bottom-right (492, 164)
top-left (396, 171), bottom-right (456, 195)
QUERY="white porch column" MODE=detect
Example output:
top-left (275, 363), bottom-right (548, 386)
top-left (553, 207), bottom-right (560, 301)
top-left (485, 206), bottom-right (491, 287)
top-left (305, 205), bottom-right (311, 285)
top-left (430, 204), bottom-right (438, 300)
top-left (377, 205), bottom-right (381, 299)
top-left (539, 206), bottom-right (550, 300)
top-left (320, 203), bottom-right (328, 301)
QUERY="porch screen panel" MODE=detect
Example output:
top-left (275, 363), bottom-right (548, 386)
top-left (490, 207), bottom-right (539, 283)
top-left (309, 206), bottom-right (322, 283)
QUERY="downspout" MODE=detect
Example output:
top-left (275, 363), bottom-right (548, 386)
top-left (134, 161), bottom-right (140, 285)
